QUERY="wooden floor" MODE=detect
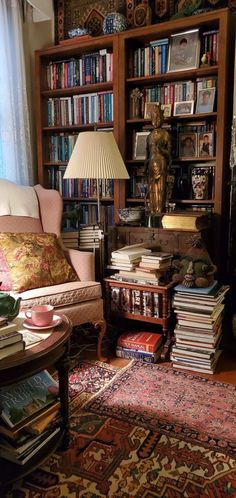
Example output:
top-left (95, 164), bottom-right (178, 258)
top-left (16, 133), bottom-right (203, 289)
top-left (79, 339), bottom-right (236, 386)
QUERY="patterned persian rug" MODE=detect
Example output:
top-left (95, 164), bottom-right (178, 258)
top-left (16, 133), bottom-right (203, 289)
top-left (6, 361), bottom-right (236, 498)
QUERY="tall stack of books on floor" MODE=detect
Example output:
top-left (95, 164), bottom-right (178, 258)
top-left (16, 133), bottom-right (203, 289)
top-left (109, 244), bottom-right (173, 285)
top-left (116, 331), bottom-right (163, 363)
top-left (0, 371), bottom-right (60, 465)
top-left (171, 281), bottom-right (229, 374)
top-left (0, 317), bottom-right (25, 359)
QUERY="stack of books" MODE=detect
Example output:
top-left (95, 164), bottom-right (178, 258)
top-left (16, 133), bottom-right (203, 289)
top-left (171, 281), bottom-right (229, 374)
top-left (78, 225), bottom-right (102, 250)
top-left (0, 317), bottom-right (25, 360)
top-left (109, 245), bottom-right (172, 285)
top-left (108, 243), bottom-right (152, 273)
top-left (0, 370), bottom-right (60, 465)
top-left (116, 331), bottom-right (163, 363)
top-left (61, 230), bottom-right (79, 249)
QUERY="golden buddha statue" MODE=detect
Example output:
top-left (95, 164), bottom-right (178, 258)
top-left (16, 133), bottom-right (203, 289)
top-left (146, 104), bottom-right (171, 214)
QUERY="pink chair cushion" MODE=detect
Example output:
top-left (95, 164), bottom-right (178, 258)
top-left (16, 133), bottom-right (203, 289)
top-left (0, 249), bottom-right (11, 291)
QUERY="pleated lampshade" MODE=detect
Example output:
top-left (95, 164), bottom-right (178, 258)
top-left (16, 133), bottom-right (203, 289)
top-left (64, 131), bottom-right (130, 180)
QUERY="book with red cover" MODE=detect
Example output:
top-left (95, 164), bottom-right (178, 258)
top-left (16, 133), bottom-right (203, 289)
top-left (117, 331), bottom-right (162, 352)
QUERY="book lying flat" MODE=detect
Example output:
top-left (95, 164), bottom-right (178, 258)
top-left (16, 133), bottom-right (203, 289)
top-left (0, 321), bottom-right (18, 337)
top-left (161, 212), bottom-right (210, 231)
top-left (174, 280), bottom-right (218, 295)
top-left (117, 331), bottom-right (162, 352)
top-left (0, 427), bottom-right (60, 465)
top-left (0, 340), bottom-right (25, 360)
top-left (111, 244), bottom-right (151, 261)
top-left (0, 370), bottom-right (59, 428)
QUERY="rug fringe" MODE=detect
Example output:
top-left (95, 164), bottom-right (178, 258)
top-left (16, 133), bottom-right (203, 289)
top-left (80, 359), bottom-right (134, 410)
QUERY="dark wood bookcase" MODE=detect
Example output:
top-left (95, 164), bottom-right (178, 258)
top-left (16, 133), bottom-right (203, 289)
top-left (35, 8), bottom-right (235, 274)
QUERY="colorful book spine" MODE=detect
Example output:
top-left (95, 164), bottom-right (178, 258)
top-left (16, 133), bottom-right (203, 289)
top-left (116, 346), bottom-right (162, 363)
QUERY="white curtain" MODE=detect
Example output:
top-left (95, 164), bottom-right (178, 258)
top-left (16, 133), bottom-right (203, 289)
top-left (0, 0), bottom-right (33, 185)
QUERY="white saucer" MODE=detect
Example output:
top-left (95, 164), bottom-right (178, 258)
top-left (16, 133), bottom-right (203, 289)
top-left (23, 314), bottom-right (62, 330)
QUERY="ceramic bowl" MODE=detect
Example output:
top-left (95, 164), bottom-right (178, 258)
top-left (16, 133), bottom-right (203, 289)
top-left (117, 207), bottom-right (144, 224)
top-left (68, 27), bottom-right (89, 38)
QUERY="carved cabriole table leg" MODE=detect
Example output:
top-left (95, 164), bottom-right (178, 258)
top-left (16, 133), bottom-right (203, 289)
top-left (92, 319), bottom-right (107, 362)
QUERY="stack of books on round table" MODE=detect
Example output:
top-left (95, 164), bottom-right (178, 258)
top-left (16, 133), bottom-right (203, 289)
top-left (171, 281), bottom-right (229, 374)
top-left (0, 317), bottom-right (25, 359)
top-left (116, 331), bottom-right (163, 363)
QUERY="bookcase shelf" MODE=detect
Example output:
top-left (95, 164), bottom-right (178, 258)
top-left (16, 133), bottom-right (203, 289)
top-left (35, 8), bottom-right (234, 273)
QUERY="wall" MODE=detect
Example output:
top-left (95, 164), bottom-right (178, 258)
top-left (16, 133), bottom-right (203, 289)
top-left (22, 4), bottom-right (54, 181)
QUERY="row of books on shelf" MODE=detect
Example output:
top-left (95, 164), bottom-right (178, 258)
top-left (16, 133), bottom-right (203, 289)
top-left (132, 77), bottom-right (216, 115)
top-left (116, 331), bottom-right (163, 363)
top-left (47, 91), bottom-right (113, 127)
top-left (46, 49), bottom-right (113, 90)
top-left (110, 286), bottom-right (160, 317)
top-left (46, 167), bottom-right (114, 199)
top-left (48, 133), bottom-right (78, 162)
top-left (62, 203), bottom-right (114, 230)
top-left (0, 370), bottom-right (60, 465)
top-left (171, 281), bottom-right (229, 374)
top-left (130, 29), bottom-right (219, 78)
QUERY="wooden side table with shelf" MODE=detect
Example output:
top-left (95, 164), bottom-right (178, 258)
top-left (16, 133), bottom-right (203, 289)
top-left (104, 278), bottom-right (175, 360)
top-left (0, 314), bottom-right (72, 489)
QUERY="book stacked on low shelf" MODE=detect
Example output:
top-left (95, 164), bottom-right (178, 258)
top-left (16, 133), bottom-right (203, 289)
top-left (109, 247), bottom-right (173, 286)
top-left (0, 370), bottom-right (60, 465)
top-left (171, 281), bottom-right (229, 374)
top-left (0, 317), bottom-right (25, 360)
top-left (116, 331), bottom-right (163, 363)
top-left (108, 243), bottom-right (152, 272)
top-left (61, 230), bottom-right (79, 249)
top-left (78, 225), bottom-right (102, 250)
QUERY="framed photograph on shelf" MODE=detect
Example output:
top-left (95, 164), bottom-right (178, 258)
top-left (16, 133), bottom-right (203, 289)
top-left (133, 131), bottom-right (150, 160)
top-left (196, 87), bottom-right (216, 114)
top-left (198, 132), bottom-right (214, 157)
top-left (179, 132), bottom-right (198, 158)
top-left (167, 29), bottom-right (200, 72)
top-left (174, 100), bottom-right (194, 116)
top-left (161, 103), bottom-right (172, 118)
top-left (144, 101), bottom-right (159, 120)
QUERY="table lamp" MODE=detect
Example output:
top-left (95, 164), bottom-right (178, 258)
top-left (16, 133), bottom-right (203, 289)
top-left (63, 131), bottom-right (130, 225)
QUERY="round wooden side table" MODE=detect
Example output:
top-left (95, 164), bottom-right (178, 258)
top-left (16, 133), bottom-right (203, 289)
top-left (0, 314), bottom-right (72, 487)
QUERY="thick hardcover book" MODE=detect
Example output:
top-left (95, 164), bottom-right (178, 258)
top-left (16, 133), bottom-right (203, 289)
top-left (111, 244), bottom-right (151, 261)
top-left (0, 340), bottom-right (25, 360)
top-left (116, 345), bottom-right (163, 363)
top-left (161, 212), bottom-right (210, 231)
top-left (0, 321), bottom-right (18, 337)
top-left (0, 370), bottom-right (59, 429)
top-left (0, 331), bottom-right (23, 349)
top-left (117, 331), bottom-right (162, 353)
top-left (141, 252), bottom-right (172, 262)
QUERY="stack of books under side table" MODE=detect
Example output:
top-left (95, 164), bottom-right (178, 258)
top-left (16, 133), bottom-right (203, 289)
top-left (171, 281), bottom-right (230, 374)
top-left (116, 331), bottom-right (163, 363)
top-left (0, 370), bottom-right (60, 466)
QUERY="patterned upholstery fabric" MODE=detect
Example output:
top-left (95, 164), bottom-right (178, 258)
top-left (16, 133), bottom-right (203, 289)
top-left (0, 232), bottom-right (78, 293)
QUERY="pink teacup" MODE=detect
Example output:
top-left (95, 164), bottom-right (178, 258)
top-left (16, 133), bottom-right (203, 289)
top-left (25, 305), bottom-right (54, 327)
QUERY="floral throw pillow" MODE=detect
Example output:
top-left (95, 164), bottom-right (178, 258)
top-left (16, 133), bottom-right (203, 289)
top-left (0, 233), bottom-right (78, 293)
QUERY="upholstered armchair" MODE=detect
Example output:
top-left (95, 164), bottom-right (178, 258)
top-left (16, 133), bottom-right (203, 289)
top-left (0, 180), bottom-right (106, 360)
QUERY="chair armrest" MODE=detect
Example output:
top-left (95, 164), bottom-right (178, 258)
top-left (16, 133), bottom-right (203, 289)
top-left (64, 249), bottom-right (95, 281)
